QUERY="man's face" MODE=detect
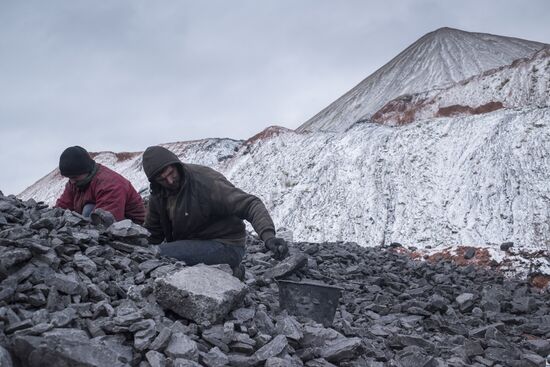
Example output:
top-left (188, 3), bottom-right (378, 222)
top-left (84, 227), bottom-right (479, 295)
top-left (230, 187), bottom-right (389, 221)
top-left (67, 173), bottom-right (88, 185)
top-left (155, 165), bottom-right (180, 191)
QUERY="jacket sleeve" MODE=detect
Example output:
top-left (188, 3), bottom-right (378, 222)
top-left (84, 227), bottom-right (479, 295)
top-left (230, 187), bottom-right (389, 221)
top-left (55, 183), bottom-right (75, 210)
top-left (213, 175), bottom-right (276, 241)
top-left (144, 196), bottom-right (166, 244)
top-left (93, 180), bottom-right (128, 221)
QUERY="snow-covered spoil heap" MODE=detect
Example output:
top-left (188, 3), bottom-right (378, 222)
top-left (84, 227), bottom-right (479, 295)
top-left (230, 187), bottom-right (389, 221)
top-left (1, 191), bottom-right (549, 366)
top-left (297, 27), bottom-right (548, 133)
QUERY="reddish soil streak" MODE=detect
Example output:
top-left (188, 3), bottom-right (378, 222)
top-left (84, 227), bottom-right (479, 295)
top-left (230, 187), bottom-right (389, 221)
top-left (529, 274), bottom-right (550, 289)
top-left (245, 126), bottom-right (293, 145)
top-left (436, 101), bottom-right (504, 117)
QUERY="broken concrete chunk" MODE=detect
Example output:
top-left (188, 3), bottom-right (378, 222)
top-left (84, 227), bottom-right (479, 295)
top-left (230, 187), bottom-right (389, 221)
top-left (155, 264), bottom-right (247, 324)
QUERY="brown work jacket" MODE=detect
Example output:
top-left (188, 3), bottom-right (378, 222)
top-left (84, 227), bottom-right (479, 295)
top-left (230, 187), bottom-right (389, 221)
top-left (144, 163), bottom-right (275, 246)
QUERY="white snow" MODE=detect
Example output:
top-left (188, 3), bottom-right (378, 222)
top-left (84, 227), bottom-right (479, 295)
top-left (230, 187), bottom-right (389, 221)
top-left (17, 28), bottom-right (550, 276)
top-left (373, 48), bottom-right (550, 124)
top-left (20, 107), bottom-right (550, 256)
top-left (297, 27), bottom-right (548, 133)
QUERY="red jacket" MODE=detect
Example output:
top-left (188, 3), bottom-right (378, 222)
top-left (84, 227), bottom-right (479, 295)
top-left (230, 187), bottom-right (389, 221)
top-left (56, 164), bottom-right (145, 224)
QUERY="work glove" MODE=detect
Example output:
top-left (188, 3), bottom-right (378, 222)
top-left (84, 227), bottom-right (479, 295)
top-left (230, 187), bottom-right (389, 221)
top-left (265, 237), bottom-right (289, 260)
top-left (90, 208), bottom-right (115, 228)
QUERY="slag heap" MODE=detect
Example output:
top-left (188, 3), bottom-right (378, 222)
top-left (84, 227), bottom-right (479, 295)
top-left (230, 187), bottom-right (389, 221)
top-left (0, 191), bottom-right (549, 366)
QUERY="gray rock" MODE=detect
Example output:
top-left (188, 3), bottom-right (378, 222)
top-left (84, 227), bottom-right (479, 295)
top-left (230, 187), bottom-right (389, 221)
top-left (265, 356), bottom-right (294, 367)
top-left (464, 340), bottom-right (484, 358)
top-left (468, 323), bottom-right (505, 337)
top-left (464, 247), bottom-right (476, 259)
top-left (73, 253), bottom-right (97, 275)
top-left (0, 248), bottom-right (32, 269)
top-left (254, 309), bottom-right (276, 335)
top-left (26, 238), bottom-right (51, 254)
top-left (0, 346), bottom-right (14, 367)
top-left (133, 320), bottom-right (157, 351)
top-left (139, 259), bottom-right (165, 275)
top-left (320, 337), bottom-right (363, 362)
top-left (500, 242), bottom-right (514, 251)
top-left (263, 253), bottom-right (308, 279)
top-left (395, 334), bottom-right (435, 352)
top-left (155, 264), bottom-right (248, 324)
top-left (30, 217), bottom-right (57, 231)
top-left (201, 346), bottom-right (230, 367)
top-left (202, 325), bottom-right (231, 352)
top-left (149, 327), bottom-right (172, 351)
top-left (304, 359), bottom-right (337, 367)
top-left (455, 293), bottom-right (475, 312)
top-left (13, 329), bottom-right (132, 367)
top-left (511, 296), bottom-right (536, 313)
top-left (522, 353), bottom-right (545, 367)
top-left (233, 332), bottom-right (256, 347)
top-left (5, 319), bottom-right (34, 334)
top-left (275, 315), bottom-right (303, 341)
top-left (396, 350), bottom-right (437, 367)
top-left (226, 353), bottom-right (258, 367)
top-left (231, 307), bottom-right (256, 323)
top-left (107, 219), bottom-right (150, 238)
top-left (165, 333), bottom-right (199, 361)
top-left (254, 334), bottom-right (288, 361)
top-left (301, 324), bottom-right (342, 348)
top-left (50, 308), bottom-right (78, 328)
top-left (146, 350), bottom-right (167, 367)
top-left (484, 346), bottom-right (520, 363)
top-left (113, 311), bottom-right (143, 326)
top-left (173, 359), bottom-right (202, 367)
top-left (46, 273), bottom-right (83, 295)
top-left (525, 339), bottom-right (550, 356)
top-left (230, 342), bottom-right (255, 355)
top-left (480, 298), bottom-right (501, 313)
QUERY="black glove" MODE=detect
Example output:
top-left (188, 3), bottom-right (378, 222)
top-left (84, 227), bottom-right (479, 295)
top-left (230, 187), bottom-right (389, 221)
top-left (265, 237), bottom-right (289, 260)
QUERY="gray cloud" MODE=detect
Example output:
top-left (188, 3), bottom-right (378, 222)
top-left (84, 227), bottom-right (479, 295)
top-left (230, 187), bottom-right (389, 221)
top-left (1, 0), bottom-right (549, 195)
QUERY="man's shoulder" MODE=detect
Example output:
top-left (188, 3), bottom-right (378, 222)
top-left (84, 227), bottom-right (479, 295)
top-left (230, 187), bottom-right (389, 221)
top-left (185, 164), bottom-right (224, 180)
top-left (94, 164), bottom-right (131, 186)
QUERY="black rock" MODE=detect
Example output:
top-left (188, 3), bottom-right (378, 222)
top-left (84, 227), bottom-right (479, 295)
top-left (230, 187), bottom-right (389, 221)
top-left (500, 242), bottom-right (514, 251)
top-left (463, 247), bottom-right (476, 259)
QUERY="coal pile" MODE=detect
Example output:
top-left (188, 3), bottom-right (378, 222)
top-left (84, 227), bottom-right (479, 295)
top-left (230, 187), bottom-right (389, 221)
top-left (0, 191), bottom-right (549, 367)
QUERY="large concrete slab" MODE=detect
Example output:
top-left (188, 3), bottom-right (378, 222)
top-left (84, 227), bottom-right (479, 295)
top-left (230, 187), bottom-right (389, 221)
top-left (154, 264), bottom-right (248, 324)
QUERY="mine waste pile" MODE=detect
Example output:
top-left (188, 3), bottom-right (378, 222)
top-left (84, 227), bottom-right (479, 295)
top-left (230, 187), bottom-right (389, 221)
top-left (0, 192), bottom-right (549, 367)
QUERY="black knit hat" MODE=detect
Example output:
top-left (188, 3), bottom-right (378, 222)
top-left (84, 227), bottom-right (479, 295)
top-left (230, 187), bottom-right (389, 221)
top-left (59, 146), bottom-right (95, 177)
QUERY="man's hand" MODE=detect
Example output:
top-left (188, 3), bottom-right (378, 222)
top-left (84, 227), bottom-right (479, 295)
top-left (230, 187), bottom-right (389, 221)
top-left (264, 237), bottom-right (289, 260)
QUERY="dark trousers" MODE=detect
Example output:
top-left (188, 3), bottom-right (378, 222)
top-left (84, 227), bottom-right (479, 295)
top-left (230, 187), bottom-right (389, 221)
top-left (158, 240), bottom-right (245, 269)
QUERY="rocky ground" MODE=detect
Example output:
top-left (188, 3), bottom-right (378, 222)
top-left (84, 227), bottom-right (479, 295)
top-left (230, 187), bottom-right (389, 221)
top-left (0, 191), bottom-right (549, 367)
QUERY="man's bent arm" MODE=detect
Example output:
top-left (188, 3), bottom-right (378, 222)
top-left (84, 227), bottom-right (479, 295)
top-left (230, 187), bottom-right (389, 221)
top-left (55, 183), bottom-right (75, 211)
top-left (215, 177), bottom-right (276, 241)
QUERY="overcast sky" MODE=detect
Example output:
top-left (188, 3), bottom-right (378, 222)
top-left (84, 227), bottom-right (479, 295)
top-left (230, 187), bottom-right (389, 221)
top-left (1, 0), bottom-right (549, 195)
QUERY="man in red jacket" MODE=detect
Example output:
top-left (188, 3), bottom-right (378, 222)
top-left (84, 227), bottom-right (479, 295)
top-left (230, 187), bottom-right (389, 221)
top-left (55, 146), bottom-right (145, 224)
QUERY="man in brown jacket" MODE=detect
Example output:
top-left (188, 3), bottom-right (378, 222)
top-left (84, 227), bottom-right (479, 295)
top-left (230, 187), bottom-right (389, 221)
top-left (142, 146), bottom-right (288, 278)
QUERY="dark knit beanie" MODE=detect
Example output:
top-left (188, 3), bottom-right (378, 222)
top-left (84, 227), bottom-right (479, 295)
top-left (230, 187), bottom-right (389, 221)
top-left (142, 146), bottom-right (182, 180)
top-left (59, 146), bottom-right (95, 177)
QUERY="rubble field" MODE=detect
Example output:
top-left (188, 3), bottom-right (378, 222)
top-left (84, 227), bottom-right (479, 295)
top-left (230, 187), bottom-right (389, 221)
top-left (0, 191), bottom-right (549, 367)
